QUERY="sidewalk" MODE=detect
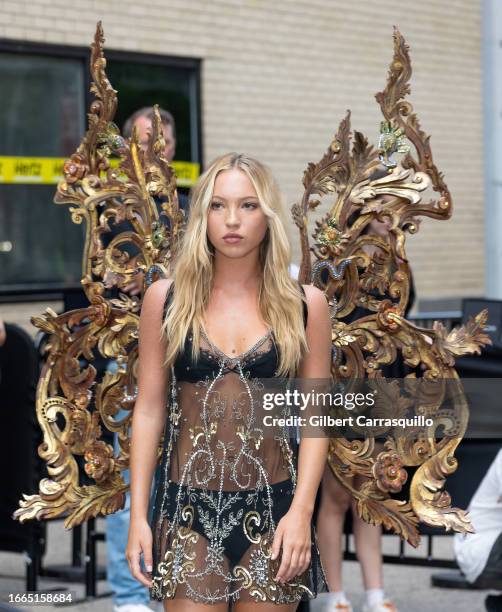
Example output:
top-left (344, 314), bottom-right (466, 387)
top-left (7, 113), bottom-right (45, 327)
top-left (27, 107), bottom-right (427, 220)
top-left (0, 519), bottom-right (490, 612)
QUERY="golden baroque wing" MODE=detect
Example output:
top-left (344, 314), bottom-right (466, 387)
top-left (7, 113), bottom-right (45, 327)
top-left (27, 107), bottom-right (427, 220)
top-left (15, 22), bottom-right (489, 547)
top-left (294, 27), bottom-right (490, 546)
top-left (14, 22), bottom-right (184, 527)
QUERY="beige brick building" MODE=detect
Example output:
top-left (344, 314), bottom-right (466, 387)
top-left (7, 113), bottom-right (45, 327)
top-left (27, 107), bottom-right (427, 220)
top-left (0, 0), bottom-right (485, 331)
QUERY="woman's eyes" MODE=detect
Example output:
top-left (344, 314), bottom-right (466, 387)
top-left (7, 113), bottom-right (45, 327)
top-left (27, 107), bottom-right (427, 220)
top-left (210, 201), bottom-right (258, 210)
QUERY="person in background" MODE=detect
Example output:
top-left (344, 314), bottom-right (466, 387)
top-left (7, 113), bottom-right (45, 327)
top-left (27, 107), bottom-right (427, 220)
top-left (105, 106), bottom-right (189, 612)
top-left (123, 107), bottom-right (177, 162)
top-left (454, 448), bottom-right (502, 612)
top-left (120, 106), bottom-right (189, 297)
top-left (316, 204), bottom-right (413, 612)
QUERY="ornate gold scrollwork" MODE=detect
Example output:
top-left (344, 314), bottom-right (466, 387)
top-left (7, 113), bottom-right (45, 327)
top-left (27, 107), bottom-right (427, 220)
top-left (15, 22), bottom-right (183, 527)
top-left (294, 27), bottom-right (490, 545)
top-left (15, 24), bottom-right (489, 549)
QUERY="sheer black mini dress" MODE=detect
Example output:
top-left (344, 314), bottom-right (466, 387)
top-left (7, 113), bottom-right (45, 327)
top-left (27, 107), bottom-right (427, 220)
top-left (149, 283), bottom-right (327, 604)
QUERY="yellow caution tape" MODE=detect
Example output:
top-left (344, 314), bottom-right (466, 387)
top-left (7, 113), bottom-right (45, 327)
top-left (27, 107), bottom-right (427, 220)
top-left (0, 156), bottom-right (200, 187)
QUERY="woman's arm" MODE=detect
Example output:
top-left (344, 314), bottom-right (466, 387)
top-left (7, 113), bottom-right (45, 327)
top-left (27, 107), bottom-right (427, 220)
top-left (126, 278), bottom-right (172, 587)
top-left (272, 285), bottom-right (332, 584)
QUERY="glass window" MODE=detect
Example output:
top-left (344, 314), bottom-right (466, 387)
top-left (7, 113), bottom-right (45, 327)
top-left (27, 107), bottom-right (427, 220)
top-left (0, 53), bottom-right (85, 289)
top-left (0, 48), bottom-right (201, 295)
top-left (107, 58), bottom-right (200, 164)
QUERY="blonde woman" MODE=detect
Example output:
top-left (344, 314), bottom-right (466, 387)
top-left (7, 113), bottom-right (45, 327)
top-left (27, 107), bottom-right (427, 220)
top-left (126, 153), bottom-right (331, 610)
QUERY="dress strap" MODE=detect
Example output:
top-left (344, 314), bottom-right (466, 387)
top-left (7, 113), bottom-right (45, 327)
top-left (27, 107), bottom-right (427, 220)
top-left (162, 281), bottom-right (175, 322)
top-left (298, 282), bottom-right (308, 328)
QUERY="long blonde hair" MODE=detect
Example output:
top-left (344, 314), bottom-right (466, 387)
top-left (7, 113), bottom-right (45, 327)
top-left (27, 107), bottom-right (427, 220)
top-left (161, 152), bottom-right (308, 377)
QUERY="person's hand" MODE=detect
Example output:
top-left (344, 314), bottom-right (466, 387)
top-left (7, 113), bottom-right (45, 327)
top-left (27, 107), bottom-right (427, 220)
top-left (271, 506), bottom-right (311, 584)
top-left (0, 317), bottom-right (6, 347)
top-left (122, 270), bottom-right (145, 296)
top-left (126, 518), bottom-right (153, 587)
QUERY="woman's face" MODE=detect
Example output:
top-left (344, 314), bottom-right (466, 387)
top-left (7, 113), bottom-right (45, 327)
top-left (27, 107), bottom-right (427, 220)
top-left (207, 168), bottom-right (269, 259)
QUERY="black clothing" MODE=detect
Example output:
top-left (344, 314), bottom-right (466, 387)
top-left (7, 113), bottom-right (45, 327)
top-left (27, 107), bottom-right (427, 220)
top-left (150, 283), bottom-right (327, 604)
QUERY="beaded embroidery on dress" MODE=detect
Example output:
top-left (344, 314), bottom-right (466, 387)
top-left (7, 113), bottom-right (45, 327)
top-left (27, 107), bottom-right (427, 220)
top-left (150, 283), bottom-right (327, 604)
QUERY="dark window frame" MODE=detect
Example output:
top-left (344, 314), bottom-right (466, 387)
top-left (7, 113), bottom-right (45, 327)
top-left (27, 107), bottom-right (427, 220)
top-left (0, 38), bottom-right (203, 302)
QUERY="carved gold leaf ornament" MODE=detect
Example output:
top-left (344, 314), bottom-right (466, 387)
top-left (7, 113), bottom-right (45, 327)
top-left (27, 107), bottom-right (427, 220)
top-left (378, 120), bottom-right (411, 168)
top-left (297, 26), bottom-right (490, 545)
top-left (15, 22), bottom-right (489, 549)
top-left (14, 22), bottom-right (183, 527)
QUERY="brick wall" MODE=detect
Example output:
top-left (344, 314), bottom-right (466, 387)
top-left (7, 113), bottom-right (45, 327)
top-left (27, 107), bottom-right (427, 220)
top-left (0, 0), bottom-right (484, 323)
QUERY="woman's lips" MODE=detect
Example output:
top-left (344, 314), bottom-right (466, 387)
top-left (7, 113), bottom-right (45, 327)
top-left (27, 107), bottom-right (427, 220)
top-left (223, 236), bottom-right (243, 244)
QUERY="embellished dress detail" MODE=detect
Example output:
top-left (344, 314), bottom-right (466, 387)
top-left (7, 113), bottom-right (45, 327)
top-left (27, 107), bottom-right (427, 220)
top-left (150, 284), bottom-right (327, 604)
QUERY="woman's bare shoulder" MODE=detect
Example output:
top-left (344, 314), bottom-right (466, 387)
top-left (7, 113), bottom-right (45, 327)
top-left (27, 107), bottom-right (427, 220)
top-left (300, 284), bottom-right (330, 333)
top-left (300, 284), bottom-right (328, 311)
top-left (298, 284), bottom-right (331, 376)
top-left (141, 278), bottom-right (174, 315)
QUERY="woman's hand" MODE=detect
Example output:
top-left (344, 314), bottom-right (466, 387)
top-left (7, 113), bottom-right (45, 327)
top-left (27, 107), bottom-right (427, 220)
top-left (126, 518), bottom-right (153, 587)
top-left (271, 506), bottom-right (311, 584)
